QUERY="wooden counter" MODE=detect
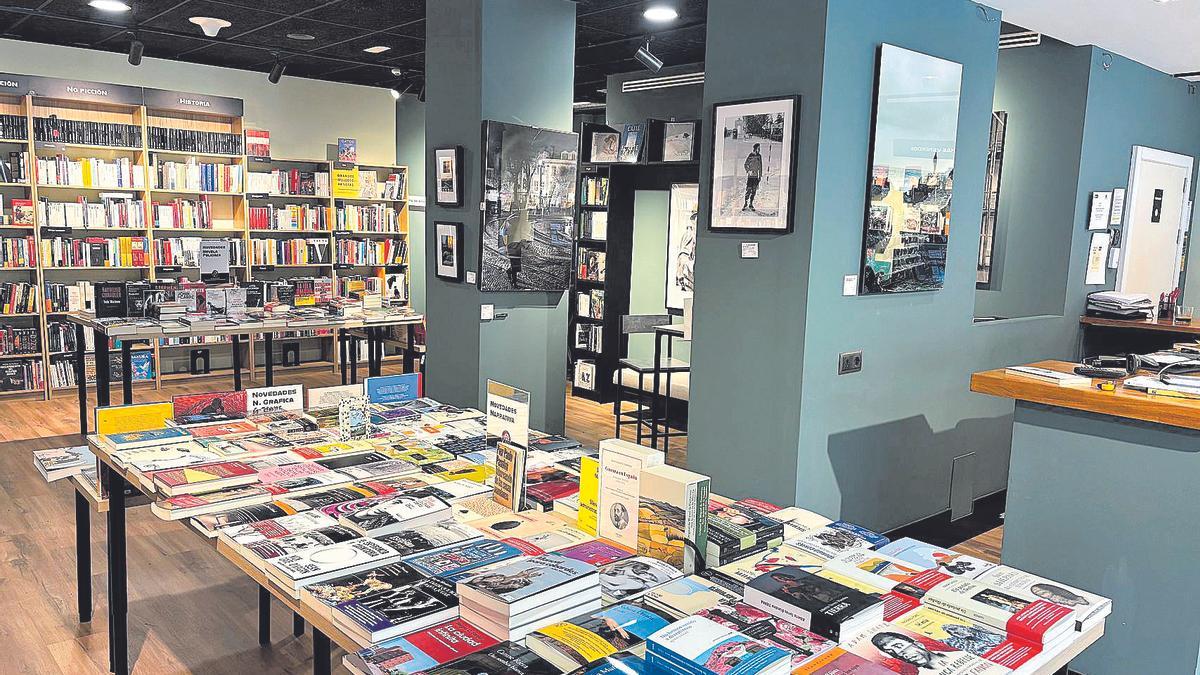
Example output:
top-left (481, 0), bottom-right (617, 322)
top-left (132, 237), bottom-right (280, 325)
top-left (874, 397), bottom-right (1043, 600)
top-left (971, 360), bottom-right (1200, 430)
top-left (1080, 315), bottom-right (1200, 336)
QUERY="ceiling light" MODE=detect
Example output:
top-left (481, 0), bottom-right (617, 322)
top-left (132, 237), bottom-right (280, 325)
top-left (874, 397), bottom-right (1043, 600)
top-left (127, 35), bottom-right (143, 66)
top-left (634, 40), bottom-right (663, 73)
top-left (89, 0), bottom-right (130, 12)
top-left (643, 6), bottom-right (678, 22)
top-left (286, 32), bottom-right (315, 41)
top-left (268, 61), bottom-right (286, 84)
top-left (390, 88), bottom-right (400, 100)
top-left (189, 16), bottom-right (231, 37)
top-left (390, 68), bottom-right (405, 77)
top-left (363, 45), bottom-right (390, 54)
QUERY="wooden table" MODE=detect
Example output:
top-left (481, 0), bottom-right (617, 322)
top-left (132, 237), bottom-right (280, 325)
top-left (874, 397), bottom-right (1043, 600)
top-left (1078, 314), bottom-right (1200, 358)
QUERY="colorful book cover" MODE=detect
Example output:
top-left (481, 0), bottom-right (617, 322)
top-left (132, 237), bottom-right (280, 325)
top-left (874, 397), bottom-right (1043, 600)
top-left (697, 602), bottom-right (836, 667)
top-left (647, 615), bottom-right (791, 675)
top-left (577, 455), bottom-right (599, 535)
top-left (255, 461), bottom-right (331, 485)
top-left (530, 602), bottom-right (673, 668)
top-left (877, 538), bottom-right (996, 579)
top-left (339, 396), bottom-right (370, 440)
top-left (891, 605), bottom-right (1043, 670)
top-left (710, 543), bottom-right (824, 591)
top-left (103, 426), bottom-right (189, 447)
top-left (461, 554), bottom-right (596, 604)
top-left (557, 540), bottom-right (634, 567)
top-left (422, 642), bottom-right (560, 675)
top-left (344, 618), bottom-right (499, 675)
top-left (404, 539), bottom-right (526, 580)
top-left (792, 648), bottom-right (893, 674)
top-left (838, 621), bottom-right (1009, 675)
top-left (94, 401), bottom-right (174, 435)
top-left (334, 575), bottom-right (458, 639)
top-left (152, 461), bottom-right (255, 488)
top-left (189, 420), bottom-right (260, 439)
top-left (638, 464), bottom-right (709, 574)
top-left (173, 390), bottom-right (248, 422)
top-left (365, 373), bottom-right (422, 404)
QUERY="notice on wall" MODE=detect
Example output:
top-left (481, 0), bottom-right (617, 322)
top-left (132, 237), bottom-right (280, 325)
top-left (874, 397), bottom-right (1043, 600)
top-left (486, 379), bottom-right (530, 449)
top-left (1089, 191), bottom-right (1113, 230)
top-left (1086, 231), bottom-right (1111, 284)
top-left (247, 384), bottom-right (304, 413)
top-left (1110, 188), bottom-right (1126, 225)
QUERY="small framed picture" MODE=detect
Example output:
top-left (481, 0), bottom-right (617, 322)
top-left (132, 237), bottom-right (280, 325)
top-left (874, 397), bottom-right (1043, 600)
top-left (618, 122), bottom-right (646, 163)
top-left (708, 95), bottom-right (801, 232)
top-left (590, 132), bottom-right (620, 163)
top-left (663, 121), bottom-right (697, 162)
top-left (435, 221), bottom-right (465, 282)
top-left (434, 146), bottom-right (464, 207)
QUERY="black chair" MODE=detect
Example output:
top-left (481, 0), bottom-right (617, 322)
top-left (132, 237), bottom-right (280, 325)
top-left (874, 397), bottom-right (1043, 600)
top-left (613, 314), bottom-right (689, 447)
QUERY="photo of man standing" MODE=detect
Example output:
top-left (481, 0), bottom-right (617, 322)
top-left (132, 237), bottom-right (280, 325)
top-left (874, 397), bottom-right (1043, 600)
top-left (743, 142), bottom-right (763, 211)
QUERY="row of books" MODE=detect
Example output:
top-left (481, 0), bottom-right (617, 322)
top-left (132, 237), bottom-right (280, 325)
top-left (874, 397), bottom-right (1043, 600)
top-left (334, 203), bottom-right (401, 232)
top-left (0, 236), bottom-right (35, 268)
top-left (1, 151), bottom-right (29, 183)
top-left (153, 196), bottom-right (216, 229)
top-left (581, 175), bottom-right (609, 207)
top-left (34, 117), bottom-right (141, 148)
top-left (43, 277), bottom-right (342, 316)
top-left (249, 204), bottom-right (330, 231)
top-left (154, 159), bottom-right (243, 193)
top-left (147, 127), bottom-right (242, 155)
top-left (249, 238), bottom-right (331, 266)
top-left (40, 235), bottom-right (148, 268)
top-left (48, 350), bottom-right (154, 388)
top-left (577, 250), bottom-right (606, 283)
top-left (154, 237), bottom-right (245, 268)
top-left (0, 325), bottom-right (39, 355)
top-left (245, 130), bottom-right (269, 158)
top-left (335, 238), bottom-right (406, 266)
top-left (246, 169), bottom-right (330, 197)
top-left (578, 210), bottom-right (608, 241)
top-left (576, 289), bottom-right (604, 320)
top-left (39, 195), bottom-right (145, 229)
top-left (0, 114), bottom-right (26, 141)
top-left (35, 154), bottom-right (144, 189)
top-left (0, 281), bottom-right (37, 314)
top-left (573, 323), bottom-right (602, 353)
top-left (0, 357), bottom-right (43, 391)
top-left (351, 172), bottom-right (405, 201)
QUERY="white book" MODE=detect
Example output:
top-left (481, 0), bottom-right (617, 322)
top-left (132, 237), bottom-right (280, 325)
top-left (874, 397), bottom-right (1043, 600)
top-left (923, 576), bottom-right (1077, 645)
top-left (977, 565), bottom-right (1111, 631)
top-left (267, 537), bottom-right (405, 590)
top-left (339, 494), bottom-right (452, 536)
top-left (791, 525), bottom-right (874, 560)
top-left (596, 438), bottom-right (664, 550)
top-left (217, 511), bottom-right (338, 551)
top-left (822, 549), bottom-right (928, 592)
top-left (647, 615), bottom-right (791, 675)
top-left (1004, 366), bottom-right (1091, 387)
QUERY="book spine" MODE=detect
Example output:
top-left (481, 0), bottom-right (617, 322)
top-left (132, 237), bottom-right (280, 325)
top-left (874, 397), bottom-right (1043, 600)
top-left (743, 584), bottom-right (815, 633)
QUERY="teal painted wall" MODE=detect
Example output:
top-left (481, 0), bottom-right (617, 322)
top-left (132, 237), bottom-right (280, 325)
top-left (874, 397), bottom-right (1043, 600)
top-left (628, 190), bottom-right (689, 363)
top-left (974, 38), bottom-right (1090, 320)
top-left (396, 94), bottom-right (426, 313)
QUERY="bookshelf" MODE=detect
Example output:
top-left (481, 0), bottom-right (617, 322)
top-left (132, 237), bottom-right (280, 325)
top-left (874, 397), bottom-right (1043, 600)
top-left (0, 74), bottom-right (412, 399)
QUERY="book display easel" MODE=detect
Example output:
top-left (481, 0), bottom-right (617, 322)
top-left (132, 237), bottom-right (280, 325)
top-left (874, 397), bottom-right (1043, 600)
top-left (0, 73), bottom-right (412, 399)
top-left (570, 121), bottom-right (699, 403)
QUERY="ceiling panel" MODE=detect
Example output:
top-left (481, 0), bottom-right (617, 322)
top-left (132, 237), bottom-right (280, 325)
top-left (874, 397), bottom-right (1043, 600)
top-left (312, 32), bottom-right (422, 60)
top-left (231, 16), bottom-right (354, 52)
top-left (142, 1), bottom-right (282, 36)
top-left (210, 0), bottom-right (334, 14)
top-left (300, 0), bottom-right (424, 31)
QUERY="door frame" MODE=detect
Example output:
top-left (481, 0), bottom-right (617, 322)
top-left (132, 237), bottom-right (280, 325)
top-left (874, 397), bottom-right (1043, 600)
top-left (1116, 145), bottom-right (1193, 296)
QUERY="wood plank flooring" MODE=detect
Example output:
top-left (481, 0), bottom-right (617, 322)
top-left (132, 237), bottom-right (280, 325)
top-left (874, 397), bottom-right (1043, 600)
top-left (0, 373), bottom-right (998, 673)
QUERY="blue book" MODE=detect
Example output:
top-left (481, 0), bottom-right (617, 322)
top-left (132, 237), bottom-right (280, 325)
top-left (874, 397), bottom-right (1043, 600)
top-left (828, 520), bottom-right (889, 548)
top-left (582, 653), bottom-right (656, 674)
top-left (405, 539), bottom-right (526, 581)
top-left (103, 427), bottom-right (189, 449)
top-left (647, 615), bottom-right (791, 675)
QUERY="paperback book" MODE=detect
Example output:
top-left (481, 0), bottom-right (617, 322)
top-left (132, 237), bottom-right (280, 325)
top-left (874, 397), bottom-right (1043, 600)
top-left (598, 555), bottom-right (682, 603)
top-left (334, 575), bottom-right (460, 643)
top-left (646, 615), bottom-right (792, 675)
top-left (33, 445), bottom-right (95, 482)
top-left (302, 561), bottom-right (427, 621)
top-left (526, 602), bottom-right (674, 671)
top-left (742, 566), bottom-right (884, 642)
top-left (837, 621), bottom-right (1009, 675)
top-left (342, 618), bottom-right (499, 675)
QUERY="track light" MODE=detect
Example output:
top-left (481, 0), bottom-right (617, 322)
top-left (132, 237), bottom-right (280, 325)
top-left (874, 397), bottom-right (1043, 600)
top-left (127, 34), bottom-right (143, 66)
top-left (390, 88), bottom-right (400, 100)
top-left (268, 61), bottom-right (286, 84)
top-left (634, 39), bottom-right (663, 73)
top-left (390, 68), bottom-right (405, 77)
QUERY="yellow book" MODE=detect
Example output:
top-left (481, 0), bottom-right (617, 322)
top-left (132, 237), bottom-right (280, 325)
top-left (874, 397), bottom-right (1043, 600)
top-left (95, 402), bottom-right (175, 436)
top-left (82, 160), bottom-right (92, 187)
top-left (815, 568), bottom-right (889, 595)
top-left (577, 455), bottom-right (599, 536)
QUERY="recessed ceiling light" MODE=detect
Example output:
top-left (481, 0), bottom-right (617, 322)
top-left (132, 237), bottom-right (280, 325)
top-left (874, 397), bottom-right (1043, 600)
top-left (89, 0), bottom-right (130, 12)
top-left (189, 16), bottom-right (231, 37)
top-left (287, 32), bottom-right (315, 41)
top-left (363, 45), bottom-right (390, 54)
top-left (643, 5), bottom-right (678, 22)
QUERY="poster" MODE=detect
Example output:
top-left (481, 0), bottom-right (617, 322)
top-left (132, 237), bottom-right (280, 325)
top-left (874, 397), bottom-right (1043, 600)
top-left (709, 96), bottom-right (800, 232)
top-left (485, 379), bottom-right (530, 449)
top-left (247, 384), bottom-right (304, 413)
top-left (1089, 191), bottom-right (1113, 230)
top-left (1086, 231), bottom-right (1111, 285)
top-left (365, 373), bottom-right (421, 404)
top-left (332, 168), bottom-right (361, 199)
top-left (665, 183), bottom-right (700, 311)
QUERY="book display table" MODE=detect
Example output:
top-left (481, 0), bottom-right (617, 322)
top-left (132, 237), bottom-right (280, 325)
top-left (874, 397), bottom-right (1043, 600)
top-left (973, 360), bottom-right (1200, 674)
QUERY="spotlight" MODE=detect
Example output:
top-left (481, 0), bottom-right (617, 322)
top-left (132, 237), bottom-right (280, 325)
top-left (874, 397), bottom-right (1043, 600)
top-left (89, 0), bottom-right (130, 12)
top-left (268, 61), bottom-right (286, 84)
top-left (634, 40), bottom-right (663, 73)
top-left (390, 88), bottom-right (400, 100)
top-left (127, 35), bottom-right (144, 66)
top-left (643, 6), bottom-right (678, 22)
top-left (390, 68), bottom-right (405, 77)
top-left (189, 16), bottom-right (231, 37)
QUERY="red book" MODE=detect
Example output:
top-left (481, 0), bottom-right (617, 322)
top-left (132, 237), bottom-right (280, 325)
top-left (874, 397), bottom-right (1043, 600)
top-left (152, 461), bottom-right (258, 496)
top-left (344, 619), bottom-right (499, 673)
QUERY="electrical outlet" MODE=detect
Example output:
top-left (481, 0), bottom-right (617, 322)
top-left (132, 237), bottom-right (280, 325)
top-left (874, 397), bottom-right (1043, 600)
top-left (838, 350), bottom-right (863, 375)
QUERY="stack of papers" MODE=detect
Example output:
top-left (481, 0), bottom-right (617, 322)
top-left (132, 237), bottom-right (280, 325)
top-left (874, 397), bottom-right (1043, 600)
top-left (1086, 291), bottom-right (1154, 319)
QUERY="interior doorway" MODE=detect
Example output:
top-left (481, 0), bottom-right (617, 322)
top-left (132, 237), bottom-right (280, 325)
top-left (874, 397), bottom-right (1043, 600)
top-left (1117, 145), bottom-right (1193, 302)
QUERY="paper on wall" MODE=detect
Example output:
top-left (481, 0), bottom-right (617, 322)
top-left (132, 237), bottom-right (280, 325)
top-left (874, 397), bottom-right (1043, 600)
top-left (1089, 191), bottom-right (1113, 230)
top-left (1110, 188), bottom-right (1126, 225)
top-left (1086, 232), bottom-right (1111, 284)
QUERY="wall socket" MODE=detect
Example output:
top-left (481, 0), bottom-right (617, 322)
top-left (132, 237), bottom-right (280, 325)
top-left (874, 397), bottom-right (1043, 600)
top-left (838, 350), bottom-right (863, 375)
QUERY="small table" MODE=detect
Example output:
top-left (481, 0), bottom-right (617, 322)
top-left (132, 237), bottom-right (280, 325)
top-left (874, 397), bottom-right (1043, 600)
top-left (650, 324), bottom-right (689, 451)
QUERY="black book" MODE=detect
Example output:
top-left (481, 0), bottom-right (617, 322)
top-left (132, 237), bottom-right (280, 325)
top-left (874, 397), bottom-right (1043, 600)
top-left (742, 566), bottom-right (883, 642)
top-left (424, 642), bottom-right (560, 675)
top-left (94, 281), bottom-right (128, 318)
top-left (304, 561), bottom-right (426, 608)
top-left (334, 575), bottom-right (459, 643)
top-left (274, 283), bottom-right (296, 306)
top-left (315, 452), bottom-right (391, 471)
top-left (125, 282), bottom-right (151, 317)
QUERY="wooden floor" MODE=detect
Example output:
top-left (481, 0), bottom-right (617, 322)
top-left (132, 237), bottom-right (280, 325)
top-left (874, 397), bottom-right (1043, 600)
top-left (0, 372), bottom-right (997, 673)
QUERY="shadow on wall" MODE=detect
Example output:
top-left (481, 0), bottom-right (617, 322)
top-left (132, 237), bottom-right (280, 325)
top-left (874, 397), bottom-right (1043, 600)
top-left (826, 412), bottom-right (1016, 530)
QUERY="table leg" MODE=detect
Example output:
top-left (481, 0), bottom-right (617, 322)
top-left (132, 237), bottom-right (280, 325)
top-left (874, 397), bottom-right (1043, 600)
top-left (350, 337), bottom-right (358, 384)
top-left (75, 322), bottom-right (86, 437)
top-left (104, 464), bottom-right (128, 675)
top-left (663, 335), bottom-right (673, 454)
top-left (232, 334), bottom-right (243, 391)
top-left (293, 613), bottom-right (304, 637)
top-left (75, 490), bottom-right (91, 623)
top-left (94, 329), bottom-right (110, 409)
top-left (405, 324), bottom-right (415, 374)
top-left (313, 629), bottom-right (331, 675)
top-left (650, 331), bottom-right (663, 450)
top-left (264, 332), bottom-right (274, 387)
top-left (258, 586), bottom-right (270, 646)
top-left (369, 328), bottom-right (381, 377)
top-left (120, 341), bottom-right (133, 405)
top-left (339, 329), bottom-right (348, 385)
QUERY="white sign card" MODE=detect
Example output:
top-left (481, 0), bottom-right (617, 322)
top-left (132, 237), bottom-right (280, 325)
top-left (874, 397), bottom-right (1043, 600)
top-left (247, 384), bottom-right (304, 413)
top-left (1086, 231), bottom-right (1111, 284)
top-left (1108, 247), bottom-right (1121, 269)
top-left (1088, 191), bottom-right (1113, 230)
top-left (486, 380), bottom-right (530, 449)
top-left (199, 238), bottom-right (231, 282)
top-left (307, 383), bottom-right (363, 409)
top-left (1110, 188), bottom-right (1126, 225)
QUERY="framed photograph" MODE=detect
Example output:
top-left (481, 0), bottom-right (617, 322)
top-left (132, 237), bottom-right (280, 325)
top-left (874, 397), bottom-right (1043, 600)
top-left (858, 44), bottom-right (962, 295)
top-left (617, 122), bottom-right (646, 163)
top-left (663, 121), bottom-right (697, 162)
top-left (708, 95), bottom-right (800, 232)
top-left (434, 146), bottom-right (464, 207)
top-left (479, 121), bottom-right (579, 292)
top-left (590, 131), bottom-right (620, 163)
top-left (435, 221), bottom-right (464, 282)
top-left (665, 183), bottom-right (700, 312)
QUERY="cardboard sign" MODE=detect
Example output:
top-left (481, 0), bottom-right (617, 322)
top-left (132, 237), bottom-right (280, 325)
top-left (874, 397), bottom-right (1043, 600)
top-left (247, 384), bottom-right (304, 413)
top-left (486, 380), bottom-right (530, 449)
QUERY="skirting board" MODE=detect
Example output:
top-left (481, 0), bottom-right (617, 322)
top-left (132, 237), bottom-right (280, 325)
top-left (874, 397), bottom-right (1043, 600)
top-left (883, 489), bottom-right (1005, 549)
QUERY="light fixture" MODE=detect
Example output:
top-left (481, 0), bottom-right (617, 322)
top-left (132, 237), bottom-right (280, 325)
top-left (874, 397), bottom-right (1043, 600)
top-left (363, 45), bottom-right (390, 54)
top-left (189, 16), bottom-right (231, 37)
top-left (389, 88), bottom-right (400, 100)
top-left (418, 83), bottom-right (426, 103)
top-left (268, 60), bottom-right (286, 84)
top-left (89, 0), bottom-right (130, 12)
top-left (622, 71), bottom-right (703, 92)
top-left (286, 32), bottom-right (315, 41)
top-left (634, 39), bottom-right (663, 73)
top-left (127, 34), bottom-right (143, 66)
top-left (390, 67), bottom-right (405, 77)
top-left (643, 5), bottom-right (678, 22)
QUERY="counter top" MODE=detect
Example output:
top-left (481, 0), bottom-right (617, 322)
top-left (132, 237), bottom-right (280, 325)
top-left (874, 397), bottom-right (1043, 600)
top-left (971, 360), bottom-right (1200, 430)
top-left (1080, 315), bottom-right (1200, 336)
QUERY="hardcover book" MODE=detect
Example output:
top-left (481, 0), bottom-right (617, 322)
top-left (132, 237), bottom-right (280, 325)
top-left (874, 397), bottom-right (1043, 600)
top-left (838, 621), bottom-right (1009, 674)
top-left (646, 615), bottom-right (792, 675)
top-left (342, 618), bottom-right (499, 675)
top-left (742, 566), bottom-right (884, 642)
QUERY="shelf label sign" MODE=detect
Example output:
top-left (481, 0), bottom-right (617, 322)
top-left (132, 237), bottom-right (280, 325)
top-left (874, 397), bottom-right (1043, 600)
top-left (247, 384), bottom-right (304, 413)
top-left (332, 168), bottom-right (361, 199)
top-left (365, 373), bottom-right (422, 404)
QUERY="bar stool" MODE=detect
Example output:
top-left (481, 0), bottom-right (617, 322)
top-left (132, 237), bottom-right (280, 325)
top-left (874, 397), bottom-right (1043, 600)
top-left (613, 314), bottom-right (689, 445)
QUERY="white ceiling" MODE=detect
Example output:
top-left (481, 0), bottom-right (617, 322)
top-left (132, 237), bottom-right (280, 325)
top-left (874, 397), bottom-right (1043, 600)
top-left (985, 0), bottom-right (1200, 76)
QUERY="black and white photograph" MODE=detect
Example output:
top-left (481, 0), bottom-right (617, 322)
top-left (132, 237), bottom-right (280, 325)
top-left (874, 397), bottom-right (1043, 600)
top-left (434, 146), bottom-right (463, 207)
top-left (665, 183), bottom-right (699, 312)
top-left (590, 131), bottom-right (619, 163)
top-left (479, 121), bottom-right (578, 292)
top-left (858, 44), bottom-right (962, 295)
top-left (617, 122), bottom-right (646, 163)
top-left (662, 121), bottom-right (696, 162)
top-left (435, 221), bottom-right (464, 282)
top-left (708, 96), bottom-right (800, 232)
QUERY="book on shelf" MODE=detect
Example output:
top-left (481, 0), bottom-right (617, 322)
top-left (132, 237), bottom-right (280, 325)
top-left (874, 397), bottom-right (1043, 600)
top-left (249, 203), bottom-right (330, 230)
top-left (244, 129), bottom-right (270, 159)
top-left (572, 360), bottom-right (597, 391)
top-left (33, 445), bottom-right (95, 482)
top-left (148, 127), bottom-right (242, 155)
top-left (250, 237), bottom-right (331, 266)
top-left (153, 196), bottom-right (214, 229)
top-left (36, 117), bottom-right (142, 147)
top-left (11, 197), bottom-right (34, 224)
top-left (574, 323), bottom-right (603, 352)
top-left (35, 154), bottom-right (143, 189)
top-left (39, 235), bottom-right (148, 268)
top-left (645, 614), bottom-right (792, 675)
top-left (336, 203), bottom-right (401, 232)
top-left (577, 249), bottom-right (606, 282)
top-left (581, 175), bottom-right (609, 207)
top-left (342, 618), bottom-right (499, 675)
top-left (0, 114), bottom-right (26, 142)
top-left (39, 193), bottom-right (145, 229)
top-left (153, 158), bottom-right (243, 193)
top-left (336, 237), bottom-right (407, 266)
top-left (579, 209), bottom-right (608, 240)
top-left (742, 565), bottom-right (885, 642)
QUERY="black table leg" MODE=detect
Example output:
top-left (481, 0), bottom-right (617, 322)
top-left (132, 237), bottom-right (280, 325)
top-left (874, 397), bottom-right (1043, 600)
top-left (258, 586), bottom-right (270, 645)
top-left (120, 341), bottom-right (133, 405)
top-left (104, 464), bottom-right (128, 675)
top-left (264, 332), bottom-right (274, 387)
top-left (75, 490), bottom-right (91, 623)
top-left (339, 329), bottom-right (348, 385)
top-left (650, 330), bottom-right (663, 450)
top-left (369, 328), bottom-right (381, 377)
top-left (74, 322), bottom-right (86, 437)
top-left (232, 334), bottom-right (243, 391)
top-left (94, 329), bottom-right (110, 409)
top-left (313, 628), bottom-right (331, 675)
top-left (350, 336), bottom-right (358, 384)
top-left (293, 613), bottom-right (304, 637)
top-left (405, 324), bottom-right (415, 374)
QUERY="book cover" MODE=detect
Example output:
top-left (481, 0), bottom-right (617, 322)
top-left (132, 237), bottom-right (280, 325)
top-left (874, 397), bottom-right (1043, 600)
top-left (404, 539), bottom-right (526, 580)
top-left (512, 525), bottom-right (592, 553)
top-left (577, 455), bottom-right (599, 535)
top-left (646, 615), bottom-right (791, 675)
top-left (245, 525), bottom-right (361, 561)
top-left (838, 621), bottom-right (1009, 675)
top-left (597, 439), bottom-right (664, 550)
top-left (556, 540), bottom-right (634, 567)
top-left (255, 461), bottom-right (332, 485)
top-left (372, 521), bottom-right (483, 557)
top-left (188, 420), bottom-right (260, 439)
top-left (577, 653), bottom-right (656, 675)
top-left (103, 426), bottom-right (189, 448)
top-left (976, 565), bottom-right (1111, 629)
top-left (792, 648), bottom-right (894, 674)
top-left (339, 396), bottom-right (370, 440)
top-left (269, 537), bottom-right (402, 582)
top-left (891, 605), bottom-right (1044, 670)
top-left (94, 401), bottom-right (175, 436)
top-left (743, 566), bottom-right (883, 642)
top-left (824, 550), bottom-right (930, 593)
top-left (493, 440), bottom-right (528, 511)
top-left (794, 526), bottom-right (875, 561)
top-left (219, 511), bottom-right (336, 547)
top-left (173, 390), bottom-right (249, 422)
top-left (343, 618), bottom-right (499, 675)
top-left (528, 602), bottom-right (673, 668)
top-left (710, 543), bottom-right (824, 592)
top-left (599, 556), bottom-right (681, 602)
top-left (877, 538), bottom-right (996, 580)
top-left (342, 494), bottom-right (450, 534)
top-left (828, 521), bottom-right (889, 549)
top-left (152, 461), bottom-right (256, 490)
top-left (470, 512), bottom-right (557, 541)
top-left (334, 576), bottom-right (459, 642)
top-left (697, 602), bottom-right (836, 667)
top-left (638, 463), bottom-right (709, 574)
top-left (115, 443), bottom-right (222, 473)
top-left (923, 577), bottom-right (1076, 644)
top-left (460, 554), bottom-right (597, 605)
top-left (422, 642), bottom-right (560, 675)
top-left (643, 574), bottom-right (742, 618)
top-left (33, 445), bottom-right (95, 482)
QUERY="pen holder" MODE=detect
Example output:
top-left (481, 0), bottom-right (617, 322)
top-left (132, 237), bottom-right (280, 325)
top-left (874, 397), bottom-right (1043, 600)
top-left (1159, 300), bottom-right (1175, 321)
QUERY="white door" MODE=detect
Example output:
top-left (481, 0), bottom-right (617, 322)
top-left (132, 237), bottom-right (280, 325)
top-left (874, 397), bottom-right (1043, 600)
top-left (1117, 146), bottom-right (1192, 302)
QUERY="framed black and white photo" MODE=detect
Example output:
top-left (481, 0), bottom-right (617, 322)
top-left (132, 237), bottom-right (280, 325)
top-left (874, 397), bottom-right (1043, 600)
top-left (665, 183), bottom-right (699, 312)
top-left (662, 121), bottom-right (697, 162)
top-left (434, 146), bottom-right (463, 207)
top-left (590, 131), bottom-right (620, 163)
top-left (435, 221), bottom-right (464, 282)
top-left (708, 96), bottom-right (800, 232)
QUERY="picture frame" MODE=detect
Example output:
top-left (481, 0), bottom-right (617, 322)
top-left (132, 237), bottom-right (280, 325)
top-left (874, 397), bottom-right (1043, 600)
top-left (707, 95), bottom-right (801, 233)
top-left (590, 131), bottom-right (620, 163)
top-left (662, 121), bottom-right (697, 162)
top-left (617, 122), bottom-right (646, 163)
top-left (665, 183), bottom-right (700, 313)
top-left (435, 221), bottom-right (465, 282)
top-left (434, 146), bottom-right (464, 207)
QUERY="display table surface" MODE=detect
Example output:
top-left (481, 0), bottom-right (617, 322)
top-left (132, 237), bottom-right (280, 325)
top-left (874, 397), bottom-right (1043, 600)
top-left (970, 359), bottom-right (1200, 430)
top-left (974, 360), bottom-right (1200, 675)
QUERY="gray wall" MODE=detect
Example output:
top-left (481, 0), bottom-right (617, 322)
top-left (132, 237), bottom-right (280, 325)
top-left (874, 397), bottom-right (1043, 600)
top-left (628, 190), bottom-right (690, 363)
top-left (605, 64), bottom-right (705, 129)
top-left (396, 94), bottom-right (427, 312)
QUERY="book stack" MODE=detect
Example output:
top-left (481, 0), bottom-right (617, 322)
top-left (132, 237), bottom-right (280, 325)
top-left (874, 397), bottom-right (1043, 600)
top-left (743, 565), bottom-right (884, 642)
top-left (705, 498), bottom-right (784, 567)
top-left (456, 553), bottom-right (601, 641)
top-left (526, 601), bottom-right (674, 671)
top-left (1085, 290), bottom-right (1154, 319)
